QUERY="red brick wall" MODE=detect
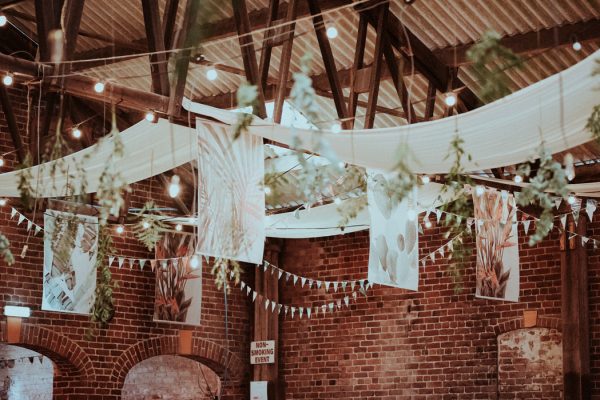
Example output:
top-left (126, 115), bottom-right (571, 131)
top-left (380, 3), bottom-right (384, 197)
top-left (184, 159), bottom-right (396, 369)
top-left (278, 219), bottom-right (577, 399)
top-left (0, 85), bottom-right (253, 399)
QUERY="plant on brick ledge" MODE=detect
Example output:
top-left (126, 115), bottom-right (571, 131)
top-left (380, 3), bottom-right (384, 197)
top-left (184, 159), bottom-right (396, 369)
top-left (87, 226), bottom-right (118, 338)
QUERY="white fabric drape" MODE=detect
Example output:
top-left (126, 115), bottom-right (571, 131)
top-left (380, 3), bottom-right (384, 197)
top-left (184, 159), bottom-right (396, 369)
top-left (0, 119), bottom-right (197, 197)
top-left (185, 50), bottom-right (600, 174)
top-left (473, 175), bottom-right (600, 198)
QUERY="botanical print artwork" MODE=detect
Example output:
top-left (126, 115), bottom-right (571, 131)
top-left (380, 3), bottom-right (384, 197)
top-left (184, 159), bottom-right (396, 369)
top-left (196, 123), bottom-right (265, 264)
top-left (153, 233), bottom-right (202, 326)
top-left (42, 210), bottom-right (98, 314)
top-left (367, 170), bottom-right (419, 290)
top-left (472, 187), bottom-right (520, 302)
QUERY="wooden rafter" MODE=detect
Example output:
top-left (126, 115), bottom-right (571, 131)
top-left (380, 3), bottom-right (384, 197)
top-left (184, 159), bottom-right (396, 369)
top-left (424, 81), bottom-right (436, 121)
top-left (307, 0), bottom-right (350, 129)
top-left (347, 14), bottom-right (368, 127)
top-left (34, 0), bottom-right (61, 62)
top-left (0, 85), bottom-right (25, 163)
top-left (363, 3), bottom-right (387, 129)
top-left (161, 0), bottom-right (179, 51)
top-left (232, 0), bottom-right (267, 118)
top-left (257, 0), bottom-right (279, 95)
top-left (142, 0), bottom-right (170, 96)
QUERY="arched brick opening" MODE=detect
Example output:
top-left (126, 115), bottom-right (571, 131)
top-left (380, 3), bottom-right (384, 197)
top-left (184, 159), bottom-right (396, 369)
top-left (491, 315), bottom-right (561, 336)
top-left (0, 320), bottom-right (96, 398)
top-left (111, 335), bottom-right (244, 396)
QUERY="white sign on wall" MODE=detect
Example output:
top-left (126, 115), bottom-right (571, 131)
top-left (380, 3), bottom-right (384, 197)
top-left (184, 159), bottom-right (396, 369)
top-left (250, 381), bottom-right (268, 400)
top-left (250, 340), bottom-right (275, 365)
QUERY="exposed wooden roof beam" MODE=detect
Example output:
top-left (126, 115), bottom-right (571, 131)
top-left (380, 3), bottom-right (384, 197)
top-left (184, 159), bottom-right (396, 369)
top-left (437, 19), bottom-right (600, 67)
top-left (0, 85), bottom-right (25, 163)
top-left (161, 0), bottom-right (179, 51)
top-left (142, 0), bottom-right (170, 96)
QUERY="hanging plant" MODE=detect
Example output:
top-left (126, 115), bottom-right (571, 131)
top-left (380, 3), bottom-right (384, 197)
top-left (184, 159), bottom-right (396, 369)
top-left (211, 257), bottom-right (241, 292)
top-left (467, 31), bottom-right (523, 103)
top-left (133, 201), bottom-right (169, 251)
top-left (87, 225), bottom-right (118, 338)
top-left (233, 81), bottom-right (258, 140)
top-left (586, 60), bottom-right (600, 142)
top-left (516, 145), bottom-right (569, 245)
top-left (0, 233), bottom-right (13, 265)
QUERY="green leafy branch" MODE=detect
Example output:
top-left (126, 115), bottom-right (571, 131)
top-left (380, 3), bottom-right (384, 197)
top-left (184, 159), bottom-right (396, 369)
top-left (133, 201), bottom-right (169, 251)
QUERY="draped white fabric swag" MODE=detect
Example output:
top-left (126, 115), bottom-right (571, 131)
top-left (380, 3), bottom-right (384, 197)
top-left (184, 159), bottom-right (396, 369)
top-left (196, 124), bottom-right (265, 264)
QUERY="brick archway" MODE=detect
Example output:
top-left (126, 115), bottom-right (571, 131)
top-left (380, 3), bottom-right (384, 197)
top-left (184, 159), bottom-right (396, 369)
top-left (491, 315), bottom-right (561, 336)
top-left (0, 321), bottom-right (96, 382)
top-left (111, 335), bottom-right (245, 389)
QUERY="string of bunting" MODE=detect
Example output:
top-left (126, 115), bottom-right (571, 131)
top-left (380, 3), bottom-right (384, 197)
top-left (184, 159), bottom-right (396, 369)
top-left (231, 272), bottom-right (369, 320)
top-left (0, 354), bottom-right (45, 369)
top-left (8, 207), bottom-right (43, 236)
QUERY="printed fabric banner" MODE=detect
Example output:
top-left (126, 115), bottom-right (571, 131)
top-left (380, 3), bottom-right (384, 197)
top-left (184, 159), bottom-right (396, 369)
top-left (42, 210), bottom-right (98, 314)
top-left (367, 170), bottom-right (419, 290)
top-left (196, 123), bottom-right (265, 264)
top-left (472, 188), bottom-right (520, 302)
top-left (154, 233), bottom-right (202, 326)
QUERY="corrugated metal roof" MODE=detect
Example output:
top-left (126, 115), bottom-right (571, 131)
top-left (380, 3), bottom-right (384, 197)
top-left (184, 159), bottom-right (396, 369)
top-left (6, 0), bottom-right (599, 128)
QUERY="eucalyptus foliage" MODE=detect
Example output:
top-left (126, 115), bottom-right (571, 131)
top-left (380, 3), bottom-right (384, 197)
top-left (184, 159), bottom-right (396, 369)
top-left (0, 233), bottom-right (13, 265)
top-left (516, 146), bottom-right (569, 245)
top-left (133, 201), bottom-right (169, 251)
top-left (87, 225), bottom-right (118, 338)
top-left (586, 60), bottom-right (600, 143)
top-left (467, 31), bottom-right (523, 103)
top-left (233, 82), bottom-right (258, 140)
top-left (211, 257), bottom-right (241, 292)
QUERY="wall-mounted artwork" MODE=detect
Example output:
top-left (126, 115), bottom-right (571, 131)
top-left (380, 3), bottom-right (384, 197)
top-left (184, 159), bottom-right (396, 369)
top-left (42, 210), bottom-right (98, 314)
top-left (153, 233), bottom-right (202, 326)
top-left (472, 187), bottom-right (520, 302)
top-left (367, 170), bottom-right (419, 291)
top-left (196, 123), bottom-right (265, 264)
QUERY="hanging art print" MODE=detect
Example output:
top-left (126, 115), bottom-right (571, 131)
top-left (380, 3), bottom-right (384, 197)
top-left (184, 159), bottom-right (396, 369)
top-left (367, 170), bottom-right (419, 291)
top-left (472, 187), bottom-right (520, 302)
top-left (153, 233), bottom-right (202, 326)
top-left (196, 123), bottom-right (265, 264)
top-left (42, 210), bottom-right (98, 314)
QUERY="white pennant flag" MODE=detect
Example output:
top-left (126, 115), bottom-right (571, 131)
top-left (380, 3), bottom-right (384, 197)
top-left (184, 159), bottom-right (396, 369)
top-left (285, 272), bottom-right (291, 282)
top-left (246, 286), bottom-right (251, 295)
top-left (252, 291), bottom-right (257, 302)
top-left (308, 279), bottom-right (313, 289)
top-left (139, 259), bottom-right (146, 270)
top-left (307, 308), bottom-right (312, 318)
top-left (560, 215), bottom-right (567, 230)
top-left (582, 237), bottom-right (589, 246)
top-left (118, 257), bottom-right (125, 269)
top-left (523, 220), bottom-right (531, 235)
top-left (299, 307), bottom-right (304, 319)
top-left (278, 270), bottom-right (283, 280)
top-left (301, 277), bottom-right (306, 288)
top-left (172, 258), bottom-right (179, 269)
top-left (291, 307), bottom-right (296, 318)
top-left (277, 304), bottom-right (283, 314)
top-left (317, 281), bottom-right (322, 289)
top-left (26, 220), bottom-right (32, 231)
top-left (554, 197), bottom-right (562, 209)
top-left (586, 199), bottom-right (597, 221)
top-left (435, 209), bottom-right (442, 223)
top-left (108, 256), bottom-right (115, 266)
top-left (241, 281), bottom-right (246, 290)
top-left (263, 262), bottom-right (268, 272)
top-left (161, 260), bottom-right (168, 270)
top-left (352, 291), bottom-right (357, 300)
top-left (128, 259), bottom-right (135, 269)
top-left (293, 275), bottom-right (299, 286)
top-left (447, 240), bottom-right (454, 252)
top-left (17, 213), bottom-right (25, 225)
top-left (150, 260), bottom-right (157, 271)
top-left (321, 304), bottom-right (326, 314)
top-left (350, 281), bottom-right (356, 291)
top-left (264, 299), bottom-right (270, 310)
top-left (10, 207), bottom-right (17, 218)
top-left (573, 211), bottom-right (580, 226)
top-left (34, 225), bottom-right (42, 235)
top-left (344, 296), bottom-right (350, 307)
top-left (270, 265), bottom-right (275, 275)
top-left (430, 251), bottom-right (436, 263)
top-left (271, 301), bottom-right (276, 313)
top-left (284, 306), bottom-right (289, 316)
top-left (314, 306), bottom-right (319, 317)
top-left (328, 302), bottom-right (334, 312)
top-left (438, 246), bottom-right (445, 258)
top-left (333, 281), bottom-right (339, 292)
top-left (336, 299), bottom-right (342, 309)
top-left (325, 281), bottom-right (331, 292)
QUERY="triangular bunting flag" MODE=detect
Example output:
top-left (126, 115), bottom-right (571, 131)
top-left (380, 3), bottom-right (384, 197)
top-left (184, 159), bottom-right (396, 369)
top-left (241, 281), bottom-right (246, 290)
top-left (17, 213), bottom-right (25, 225)
top-left (325, 281), bottom-right (331, 292)
top-left (128, 259), bottom-right (135, 269)
top-left (172, 258), bottom-right (179, 269)
top-left (328, 302), bottom-right (334, 312)
top-left (344, 296), bottom-right (350, 307)
top-left (284, 306), bottom-right (289, 316)
top-left (554, 197), bottom-right (562, 209)
top-left (448, 240), bottom-right (454, 252)
top-left (301, 277), bottom-right (306, 288)
top-left (321, 304), bottom-right (326, 314)
top-left (341, 281), bottom-right (347, 291)
top-left (299, 307), bottom-right (304, 319)
top-left (308, 279), bottom-right (313, 289)
top-left (293, 275), bottom-right (299, 286)
top-left (560, 215), bottom-right (567, 230)
top-left (150, 260), bottom-right (157, 271)
top-left (307, 307), bottom-right (312, 318)
top-left (586, 199), bottom-right (597, 222)
top-left (573, 211), bottom-right (580, 226)
top-left (161, 260), bottom-right (168, 270)
top-left (252, 291), bottom-right (257, 302)
top-left (34, 225), bottom-right (42, 235)
top-left (333, 281), bottom-right (339, 292)
top-left (118, 257), bottom-right (124, 269)
top-left (264, 299), bottom-right (270, 310)
top-left (350, 281), bottom-right (356, 291)
top-left (10, 207), bottom-right (17, 218)
top-left (418, 224), bottom-right (424, 235)
top-left (430, 252), bottom-right (436, 263)
top-left (263, 262), bottom-right (268, 272)
top-left (26, 220), bottom-right (32, 231)
top-left (317, 281), bottom-right (322, 289)
top-left (271, 301), bottom-right (276, 313)
top-left (139, 259), bottom-right (146, 270)
top-left (523, 220), bottom-right (531, 235)
top-left (246, 286), bottom-right (251, 295)
top-left (277, 304), bottom-right (283, 314)
top-left (352, 291), bottom-right (357, 300)
top-left (285, 272), bottom-right (291, 282)
top-left (336, 299), bottom-right (342, 309)
top-left (438, 246), bottom-right (445, 258)
top-left (291, 307), bottom-right (296, 318)
top-left (582, 237), bottom-right (590, 246)
top-left (108, 256), bottom-right (115, 266)
top-left (435, 209), bottom-right (442, 223)
top-left (278, 270), bottom-right (283, 280)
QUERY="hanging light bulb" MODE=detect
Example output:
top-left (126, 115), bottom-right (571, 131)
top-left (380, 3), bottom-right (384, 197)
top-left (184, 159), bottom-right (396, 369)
top-left (145, 111), bottom-right (157, 123)
top-left (264, 186), bottom-right (272, 195)
top-left (326, 25), bottom-right (338, 39)
top-left (333, 197), bottom-right (342, 205)
top-left (0, 157), bottom-right (4, 167)
top-left (2, 73), bottom-right (13, 86)
top-left (168, 175), bottom-right (181, 198)
top-left (564, 152), bottom-right (575, 181)
top-left (330, 122), bottom-right (342, 133)
top-left (206, 68), bottom-right (218, 81)
top-left (424, 219), bottom-right (432, 229)
top-left (513, 175), bottom-right (523, 183)
top-left (94, 81), bottom-right (105, 93)
top-left (567, 194), bottom-right (577, 205)
top-left (444, 92), bottom-right (457, 107)
top-left (572, 41), bottom-right (582, 51)
top-left (190, 255), bottom-right (200, 270)
top-left (72, 127), bottom-right (82, 139)
top-left (0, 14), bottom-right (7, 27)
top-left (175, 223), bottom-right (183, 232)
top-left (475, 185), bottom-right (485, 197)
top-left (115, 225), bottom-right (125, 234)
top-left (0, 198), bottom-right (7, 207)
top-left (142, 221), bottom-right (150, 229)
top-left (421, 175), bottom-right (430, 184)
